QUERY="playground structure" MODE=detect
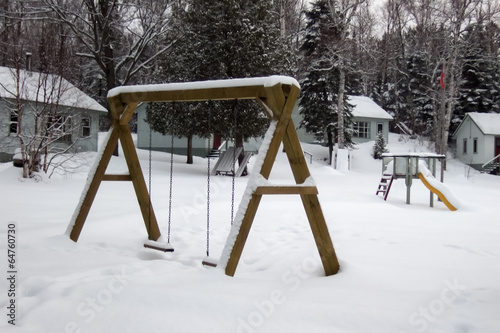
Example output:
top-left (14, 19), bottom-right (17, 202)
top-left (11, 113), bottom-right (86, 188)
top-left (376, 153), bottom-right (459, 211)
top-left (66, 76), bottom-right (340, 277)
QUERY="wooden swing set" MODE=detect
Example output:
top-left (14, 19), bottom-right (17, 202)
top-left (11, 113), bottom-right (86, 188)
top-left (66, 76), bottom-right (340, 277)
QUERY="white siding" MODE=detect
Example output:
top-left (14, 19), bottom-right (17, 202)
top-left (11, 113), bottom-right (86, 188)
top-left (454, 115), bottom-right (495, 165)
top-left (136, 104), bottom-right (209, 156)
top-left (135, 104), bottom-right (262, 156)
top-left (351, 117), bottom-right (391, 143)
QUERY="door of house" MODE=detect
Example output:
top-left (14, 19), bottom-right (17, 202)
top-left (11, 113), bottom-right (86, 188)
top-left (495, 137), bottom-right (500, 159)
top-left (213, 133), bottom-right (222, 150)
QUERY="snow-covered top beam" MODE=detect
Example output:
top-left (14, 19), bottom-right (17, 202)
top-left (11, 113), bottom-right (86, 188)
top-left (107, 76), bottom-right (300, 103)
top-left (381, 152), bottom-right (446, 158)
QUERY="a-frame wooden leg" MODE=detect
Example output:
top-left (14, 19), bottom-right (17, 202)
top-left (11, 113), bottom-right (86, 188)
top-left (282, 114), bottom-right (340, 276)
top-left (224, 88), bottom-right (292, 276)
top-left (223, 83), bottom-right (339, 277)
top-left (68, 100), bottom-right (162, 243)
top-left (68, 123), bottom-right (121, 242)
top-left (119, 125), bottom-right (161, 241)
top-left (225, 194), bottom-right (263, 277)
top-left (300, 194), bottom-right (340, 275)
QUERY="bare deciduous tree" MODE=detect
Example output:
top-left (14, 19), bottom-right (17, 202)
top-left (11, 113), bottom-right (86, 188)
top-left (436, 0), bottom-right (482, 167)
top-left (44, 0), bottom-right (175, 93)
top-left (1, 64), bottom-right (88, 178)
top-left (325, 0), bottom-right (368, 148)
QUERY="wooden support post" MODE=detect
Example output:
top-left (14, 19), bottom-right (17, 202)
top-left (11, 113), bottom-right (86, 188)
top-left (281, 100), bottom-right (339, 276)
top-left (224, 194), bottom-right (263, 277)
top-left (119, 125), bottom-right (161, 241)
top-left (69, 124), bottom-right (121, 242)
top-left (68, 99), bottom-right (162, 242)
top-left (254, 186), bottom-right (318, 195)
top-left (102, 174), bottom-right (132, 181)
top-left (430, 158), bottom-right (435, 207)
top-left (300, 194), bottom-right (339, 276)
top-left (405, 157), bottom-right (412, 204)
top-left (224, 83), bottom-right (339, 277)
top-left (224, 85), bottom-right (293, 277)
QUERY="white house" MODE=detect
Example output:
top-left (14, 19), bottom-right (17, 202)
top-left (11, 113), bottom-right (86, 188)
top-left (452, 112), bottom-right (500, 172)
top-left (348, 95), bottom-right (394, 143)
top-left (0, 66), bottom-right (107, 163)
top-left (293, 95), bottom-right (393, 144)
top-left (135, 103), bottom-right (263, 157)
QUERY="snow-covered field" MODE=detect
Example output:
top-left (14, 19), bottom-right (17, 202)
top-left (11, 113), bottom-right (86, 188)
top-left (1, 133), bottom-right (499, 333)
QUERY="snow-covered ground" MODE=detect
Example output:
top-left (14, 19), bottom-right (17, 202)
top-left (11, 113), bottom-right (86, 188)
top-left (1, 133), bottom-right (499, 333)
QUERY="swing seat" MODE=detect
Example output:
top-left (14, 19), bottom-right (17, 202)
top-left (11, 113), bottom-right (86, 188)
top-left (144, 239), bottom-right (174, 252)
top-left (202, 256), bottom-right (218, 267)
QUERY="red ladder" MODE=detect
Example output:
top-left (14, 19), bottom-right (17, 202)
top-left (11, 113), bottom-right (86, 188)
top-left (376, 174), bottom-right (394, 201)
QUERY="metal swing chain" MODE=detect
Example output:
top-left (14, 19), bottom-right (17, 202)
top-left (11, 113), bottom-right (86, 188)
top-left (231, 104), bottom-right (237, 225)
top-left (167, 125), bottom-right (174, 244)
top-left (206, 108), bottom-right (211, 257)
top-left (231, 150), bottom-right (235, 225)
top-left (148, 125), bottom-right (153, 238)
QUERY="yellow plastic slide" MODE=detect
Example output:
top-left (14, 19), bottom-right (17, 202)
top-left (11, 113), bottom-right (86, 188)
top-left (418, 165), bottom-right (458, 211)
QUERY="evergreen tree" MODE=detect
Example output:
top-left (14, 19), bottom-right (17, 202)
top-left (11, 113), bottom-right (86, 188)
top-left (147, 0), bottom-right (293, 164)
top-left (372, 131), bottom-right (388, 159)
top-left (455, 22), bottom-right (500, 130)
top-left (406, 45), bottom-right (436, 136)
top-left (299, 0), bottom-right (354, 164)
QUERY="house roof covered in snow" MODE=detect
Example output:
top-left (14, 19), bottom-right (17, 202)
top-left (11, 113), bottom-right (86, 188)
top-left (0, 66), bottom-right (107, 112)
top-left (349, 95), bottom-right (393, 120)
top-left (464, 112), bottom-right (500, 135)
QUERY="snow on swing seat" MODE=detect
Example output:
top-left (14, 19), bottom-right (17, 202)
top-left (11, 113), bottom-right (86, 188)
top-left (202, 257), bottom-right (218, 268)
top-left (144, 236), bottom-right (174, 252)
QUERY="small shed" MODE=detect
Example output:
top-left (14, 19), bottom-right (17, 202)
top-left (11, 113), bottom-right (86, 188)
top-left (452, 112), bottom-right (500, 172)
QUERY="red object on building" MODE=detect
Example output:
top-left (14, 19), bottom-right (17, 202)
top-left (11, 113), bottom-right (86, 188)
top-left (440, 67), bottom-right (445, 90)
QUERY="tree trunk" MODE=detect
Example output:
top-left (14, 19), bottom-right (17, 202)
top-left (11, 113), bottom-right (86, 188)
top-left (20, 140), bottom-right (28, 179)
top-left (327, 130), bottom-right (334, 166)
top-left (439, 19), bottom-right (460, 170)
top-left (441, 58), bottom-right (457, 171)
top-left (187, 134), bottom-right (193, 164)
top-left (436, 79), bottom-right (446, 155)
top-left (337, 66), bottom-right (346, 149)
top-left (280, 0), bottom-right (286, 39)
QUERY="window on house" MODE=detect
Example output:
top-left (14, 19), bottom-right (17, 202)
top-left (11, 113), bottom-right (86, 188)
top-left (81, 117), bottom-right (91, 137)
top-left (353, 121), bottom-right (370, 138)
top-left (48, 115), bottom-right (72, 142)
top-left (377, 123), bottom-right (383, 133)
top-left (9, 112), bottom-right (18, 134)
top-left (473, 138), bottom-right (478, 154)
top-left (463, 138), bottom-right (467, 154)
